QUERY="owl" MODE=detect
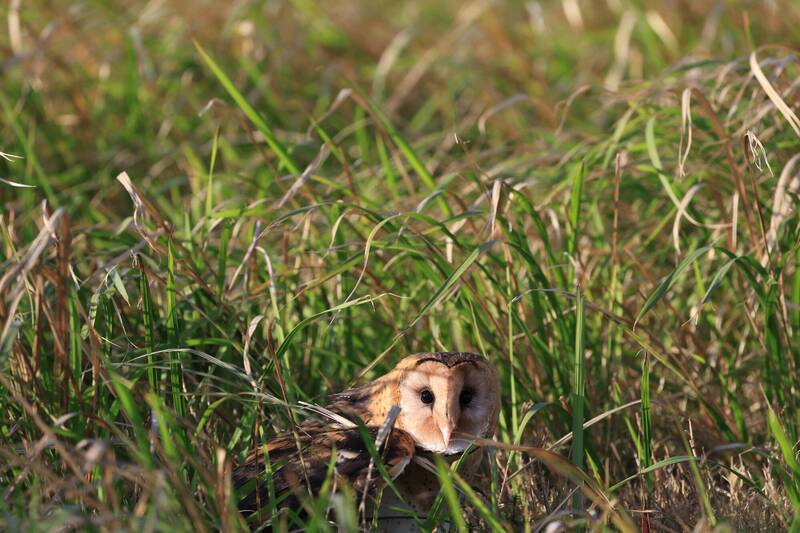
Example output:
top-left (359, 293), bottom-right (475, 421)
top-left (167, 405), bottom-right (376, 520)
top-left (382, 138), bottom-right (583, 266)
top-left (233, 351), bottom-right (501, 529)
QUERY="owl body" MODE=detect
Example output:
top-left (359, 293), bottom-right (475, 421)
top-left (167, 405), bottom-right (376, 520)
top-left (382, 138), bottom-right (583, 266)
top-left (234, 352), bottom-right (501, 529)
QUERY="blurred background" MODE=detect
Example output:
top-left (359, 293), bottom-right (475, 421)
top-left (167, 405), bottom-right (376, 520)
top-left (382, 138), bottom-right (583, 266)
top-left (2, 0), bottom-right (797, 217)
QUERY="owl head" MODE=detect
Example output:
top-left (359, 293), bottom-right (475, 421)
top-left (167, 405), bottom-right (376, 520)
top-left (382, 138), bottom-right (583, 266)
top-left (389, 352), bottom-right (501, 454)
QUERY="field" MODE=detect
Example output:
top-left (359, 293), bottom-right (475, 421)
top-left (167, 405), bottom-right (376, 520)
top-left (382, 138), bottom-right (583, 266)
top-left (2, 1), bottom-right (800, 531)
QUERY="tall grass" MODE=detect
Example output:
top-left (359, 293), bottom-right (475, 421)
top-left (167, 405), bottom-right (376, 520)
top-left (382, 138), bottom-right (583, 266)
top-left (2, 1), bottom-right (800, 530)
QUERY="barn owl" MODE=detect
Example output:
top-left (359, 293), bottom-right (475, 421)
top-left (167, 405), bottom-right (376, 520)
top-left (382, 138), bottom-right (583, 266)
top-left (233, 352), bottom-right (501, 529)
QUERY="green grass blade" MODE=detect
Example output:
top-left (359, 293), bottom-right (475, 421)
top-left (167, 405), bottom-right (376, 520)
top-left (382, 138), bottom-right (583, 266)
top-left (641, 354), bottom-right (653, 493)
top-left (571, 287), bottom-right (586, 516)
top-left (635, 246), bottom-right (711, 327)
top-left (194, 41), bottom-right (299, 174)
top-left (137, 257), bottom-right (157, 391)
top-left (166, 239), bottom-right (185, 417)
top-left (108, 372), bottom-right (153, 469)
top-left (567, 162), bottom-right (585, 269)
top-left (450, 470), bottom-right (506, 532)
top-left (406, 241), bottom-right (493, 329)
top-left (435, 456), bottom-right (468, 533)
top-left (205, 125), bottom-right (220, 232)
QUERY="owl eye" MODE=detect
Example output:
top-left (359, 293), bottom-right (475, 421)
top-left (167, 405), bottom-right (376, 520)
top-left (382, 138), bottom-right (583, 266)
top-left (459, 388), bottom-right (474, 406)
top-left (420, 389), bottom-right (435, 405)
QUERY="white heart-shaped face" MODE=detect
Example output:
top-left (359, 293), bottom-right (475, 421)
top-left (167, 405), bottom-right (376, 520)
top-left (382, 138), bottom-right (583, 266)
top-left (396, 359), bottom-right (499, 453)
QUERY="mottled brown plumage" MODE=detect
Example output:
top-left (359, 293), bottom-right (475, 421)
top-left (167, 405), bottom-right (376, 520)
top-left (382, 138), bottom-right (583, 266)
top-left (233, 422), bottom-right (415, 516)
top-left (233, 352), bottom-right (501, 529)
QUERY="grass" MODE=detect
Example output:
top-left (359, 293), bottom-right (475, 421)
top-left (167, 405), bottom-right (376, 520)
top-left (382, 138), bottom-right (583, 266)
top-left (2, 0), bottom-right (800, 530)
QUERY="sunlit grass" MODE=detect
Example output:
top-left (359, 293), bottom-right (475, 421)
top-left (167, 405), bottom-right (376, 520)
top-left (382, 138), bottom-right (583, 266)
top-left (2, 1), bottom-right (800, 531)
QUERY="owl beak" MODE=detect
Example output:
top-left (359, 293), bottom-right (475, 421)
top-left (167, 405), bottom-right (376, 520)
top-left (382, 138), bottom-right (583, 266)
top-left (439, 421), bottom-right (455, 448)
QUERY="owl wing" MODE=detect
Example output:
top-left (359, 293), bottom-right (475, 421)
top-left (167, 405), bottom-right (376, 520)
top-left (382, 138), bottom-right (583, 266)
top-left (325, 383), bottom-right (379, 423)
top-left (233, 421), bottom-right (415, 517)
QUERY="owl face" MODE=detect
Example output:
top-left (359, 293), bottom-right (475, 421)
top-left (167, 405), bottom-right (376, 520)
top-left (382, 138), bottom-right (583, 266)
top-left (395, 355), bottom-right (500, 454)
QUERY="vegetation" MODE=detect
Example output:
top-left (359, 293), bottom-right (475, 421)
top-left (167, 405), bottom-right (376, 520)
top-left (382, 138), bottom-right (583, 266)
top-left (2, 1), bottom-right (800, 530)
